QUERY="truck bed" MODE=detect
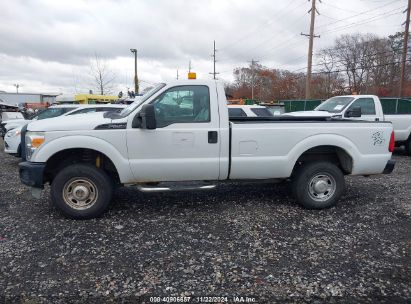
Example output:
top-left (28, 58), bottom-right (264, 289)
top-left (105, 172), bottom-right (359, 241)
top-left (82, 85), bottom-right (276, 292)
top-left (228, 119), bottom-right (393, 180)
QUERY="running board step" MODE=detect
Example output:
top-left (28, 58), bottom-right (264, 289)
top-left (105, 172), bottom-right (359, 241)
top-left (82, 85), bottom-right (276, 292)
top-left (136, 183), bottom-right (217, 193)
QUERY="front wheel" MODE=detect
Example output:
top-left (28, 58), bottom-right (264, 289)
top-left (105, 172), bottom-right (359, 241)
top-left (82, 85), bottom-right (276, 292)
top-left (50, 164), bottom-right (113, 219)
top-left (291, 162), bottom-right (345, 209)
top-left (405, 138), bottom-right (411, 155)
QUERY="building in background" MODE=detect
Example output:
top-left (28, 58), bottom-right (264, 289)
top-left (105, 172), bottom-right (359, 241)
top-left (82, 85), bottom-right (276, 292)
top-left (0, 92), bottom-right (59, 107)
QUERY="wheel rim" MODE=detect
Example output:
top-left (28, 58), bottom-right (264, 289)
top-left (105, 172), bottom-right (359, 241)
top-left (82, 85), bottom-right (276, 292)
top-left (308, 173), bottom-right (336, 202)
top-left (62, 177), bottom-right (98, 210)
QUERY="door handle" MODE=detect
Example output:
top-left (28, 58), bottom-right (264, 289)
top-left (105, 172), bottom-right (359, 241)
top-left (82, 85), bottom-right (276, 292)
top-left (208, 131), bottom-right (218, 144)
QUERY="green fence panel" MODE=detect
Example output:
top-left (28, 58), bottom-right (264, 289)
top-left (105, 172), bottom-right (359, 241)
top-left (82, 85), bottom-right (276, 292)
top-left (380, 98), bottom-right (411, 114)
top-left (380, 98), bottom-right (397, 114)
top-left (306, 100), bottom-right (322, 110)
top-left (397, 98), bottom-right (411, 114)
top-left (244, 99), bottom-right (258, 105)
top-left (282, 100), bottom-right (323, 112)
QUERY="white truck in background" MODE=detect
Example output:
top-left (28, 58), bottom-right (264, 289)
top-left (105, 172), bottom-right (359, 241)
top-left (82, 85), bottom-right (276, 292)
top-left (18, 80), bottom-right (395, 219)
top-left (285, 95), bottom-right (411, 154)
top-left (3, 104), bottom-right (125, 157)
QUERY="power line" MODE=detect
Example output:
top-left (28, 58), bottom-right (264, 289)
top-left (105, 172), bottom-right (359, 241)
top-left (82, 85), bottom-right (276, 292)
top-left (291, 48), bottom-right (402, 73)
top-left (316, 0), bottom-right (401, 30)
top-left (311, 59), bottom-right (409, 75)
top-left (281, 59), bottom-right (411, 82)
top-left (219, 0), bottom-right (302, 52)
top-left (219, 0), bottom-right (308, 62)
top-left (321, 6), bottom-right (405, 35)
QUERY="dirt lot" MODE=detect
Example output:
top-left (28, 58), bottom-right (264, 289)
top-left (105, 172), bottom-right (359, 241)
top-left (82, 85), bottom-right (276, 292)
top-left (0, 140), bottom-right (410, 303)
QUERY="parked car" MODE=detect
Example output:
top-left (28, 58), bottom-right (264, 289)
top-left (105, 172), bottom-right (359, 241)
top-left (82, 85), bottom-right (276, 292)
top-left (1, 105), bottom-right (80, 137)
top-left (3, 104), bottom-right (125, 157)
top-left (19, 80), bottom-right (395, 219)
top-left (285, 95), bottom-right (411, 154)
top-left (228, 105), bottom-right (274, 118)
top-left (2, 104), bottom-right (125, 137)
top-left (0, 112), bottom-right (25, 136)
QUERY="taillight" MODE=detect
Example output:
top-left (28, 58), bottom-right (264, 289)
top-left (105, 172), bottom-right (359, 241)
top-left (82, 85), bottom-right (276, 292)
top-left (389, 131), bottom-right (395, 152)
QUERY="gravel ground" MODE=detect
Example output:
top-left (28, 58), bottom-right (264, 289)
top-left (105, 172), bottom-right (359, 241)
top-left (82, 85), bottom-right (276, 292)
top-left (0, 140), bottom-right (410, 303)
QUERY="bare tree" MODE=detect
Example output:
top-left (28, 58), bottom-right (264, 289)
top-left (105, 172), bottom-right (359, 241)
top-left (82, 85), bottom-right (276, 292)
top-left (89, 54), bottom-right (116, 95)
top-left (317, 48), bottom-right (345, 97)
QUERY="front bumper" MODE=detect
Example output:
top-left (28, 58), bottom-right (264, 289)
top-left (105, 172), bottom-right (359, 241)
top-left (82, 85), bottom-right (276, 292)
top-left (383, 159), bottom-right (395, 174)
top-left (0, 124), bottom-right (6, 138)
top-left (19, 161), bottom-right (46, 188)
top-left (4, 136), bottom-right (20, 155)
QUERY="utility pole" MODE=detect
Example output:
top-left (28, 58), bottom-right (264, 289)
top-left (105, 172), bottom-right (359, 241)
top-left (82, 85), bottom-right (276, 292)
top-left (399, 0), bottom-right (411, 97)
top-left (248, 59), bottom-right (259, 100)
top-left (14, 83), bottom-right (19, 94)
top-left (176, 69), bottom-right (179, 80)
top-left (188, 60), bottom-right (192, 73)
top-left (130, 48), bottom-right (139, 94)
top-left (209, 40), bottom-right (220, 79)
top-left (301, 0), bottom-right (320, 99)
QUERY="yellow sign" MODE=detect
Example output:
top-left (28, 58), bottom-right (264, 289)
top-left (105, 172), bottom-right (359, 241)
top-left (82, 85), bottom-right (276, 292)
top-left (188, 72), bottom-right (196, 79)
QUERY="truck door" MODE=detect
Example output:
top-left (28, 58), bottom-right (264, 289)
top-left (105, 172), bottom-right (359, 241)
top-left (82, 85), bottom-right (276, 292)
top-left (345, 97), bottom-right (379, 121)
top-left (126, 85), bottom-right (221, 182)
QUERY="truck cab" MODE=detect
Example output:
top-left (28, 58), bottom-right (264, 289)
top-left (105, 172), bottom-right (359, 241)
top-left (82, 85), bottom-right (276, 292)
top-left (286, 95), bottom-right (384, 121)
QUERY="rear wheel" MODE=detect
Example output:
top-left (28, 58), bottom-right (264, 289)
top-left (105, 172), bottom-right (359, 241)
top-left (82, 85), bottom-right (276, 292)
top-left (50, 164), bottom-right (113, 219)
top-left (292, 162), bottom-right (345, 209)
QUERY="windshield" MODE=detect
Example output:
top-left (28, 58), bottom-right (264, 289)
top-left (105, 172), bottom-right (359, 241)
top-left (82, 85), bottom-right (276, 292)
top-left (119, 83), bottom-right (166, 117)
top-left (315, 96), bottom-right (354, 113)
top-left (32, 107), bottom-right (76, 120)
top-left (315, 97), bottom-right (355, 113)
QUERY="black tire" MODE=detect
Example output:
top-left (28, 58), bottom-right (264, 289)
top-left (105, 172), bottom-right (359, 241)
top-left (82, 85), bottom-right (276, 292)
top-left (16, 144), bottom-right (21, 158)
top-left (291, 162), bottom-right (345, 209)
top-left (50, 164), bottom-right (113, 219)
top-left (405, 138), bottom-right (411, 155)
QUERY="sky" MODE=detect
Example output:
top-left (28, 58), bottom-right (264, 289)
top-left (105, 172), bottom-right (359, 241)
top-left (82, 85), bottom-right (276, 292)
top-left (0, 0), bottom-right (406, 95)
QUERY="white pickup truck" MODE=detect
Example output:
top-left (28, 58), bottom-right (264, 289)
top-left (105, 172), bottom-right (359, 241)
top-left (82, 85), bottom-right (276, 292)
top-left (285, 95), bottom-right (411, 154)
top-left (18, 80), bottom-right (395, 219)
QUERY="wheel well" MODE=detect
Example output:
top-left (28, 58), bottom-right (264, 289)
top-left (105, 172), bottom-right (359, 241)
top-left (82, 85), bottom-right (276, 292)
top-left (44, 148), bottom-right (120, 185)
top-left (293, 145), bottom-right (353, 175)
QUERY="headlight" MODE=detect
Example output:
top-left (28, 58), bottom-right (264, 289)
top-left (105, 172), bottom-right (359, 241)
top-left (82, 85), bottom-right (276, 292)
top-left (5, 129), bottom-right (21, 138)
top-left (25, 131), bottom-right (45, 161)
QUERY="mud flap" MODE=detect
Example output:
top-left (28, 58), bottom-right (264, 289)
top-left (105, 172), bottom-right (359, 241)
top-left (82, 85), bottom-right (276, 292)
top-left (31, 187), bottom-right (42, 199)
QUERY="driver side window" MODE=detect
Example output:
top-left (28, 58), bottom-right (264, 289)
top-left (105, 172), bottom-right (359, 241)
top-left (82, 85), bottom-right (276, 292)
top-left (348, 98), bottom-right (376, 115)
top-left (152, 85), bottom-right (210, 127)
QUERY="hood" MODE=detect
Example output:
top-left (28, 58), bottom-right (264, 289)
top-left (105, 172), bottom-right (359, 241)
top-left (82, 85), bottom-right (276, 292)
top-left (3, 119), bottom-right (28, 125)
top-left (283, 110), bottom-right (336, 117)
top-left (26, 112), bottom-right (123, 132)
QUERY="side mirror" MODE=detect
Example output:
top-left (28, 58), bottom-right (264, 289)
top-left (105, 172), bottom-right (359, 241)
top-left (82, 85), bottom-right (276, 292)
top-left (345, 106), bottom-right (362, 118)
top-left (132, 104), bottom-right (156, 129)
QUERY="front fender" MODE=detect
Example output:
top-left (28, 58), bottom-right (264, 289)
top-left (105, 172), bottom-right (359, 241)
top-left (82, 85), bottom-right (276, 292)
top-left (32, 135), bottom-right (133, 183)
